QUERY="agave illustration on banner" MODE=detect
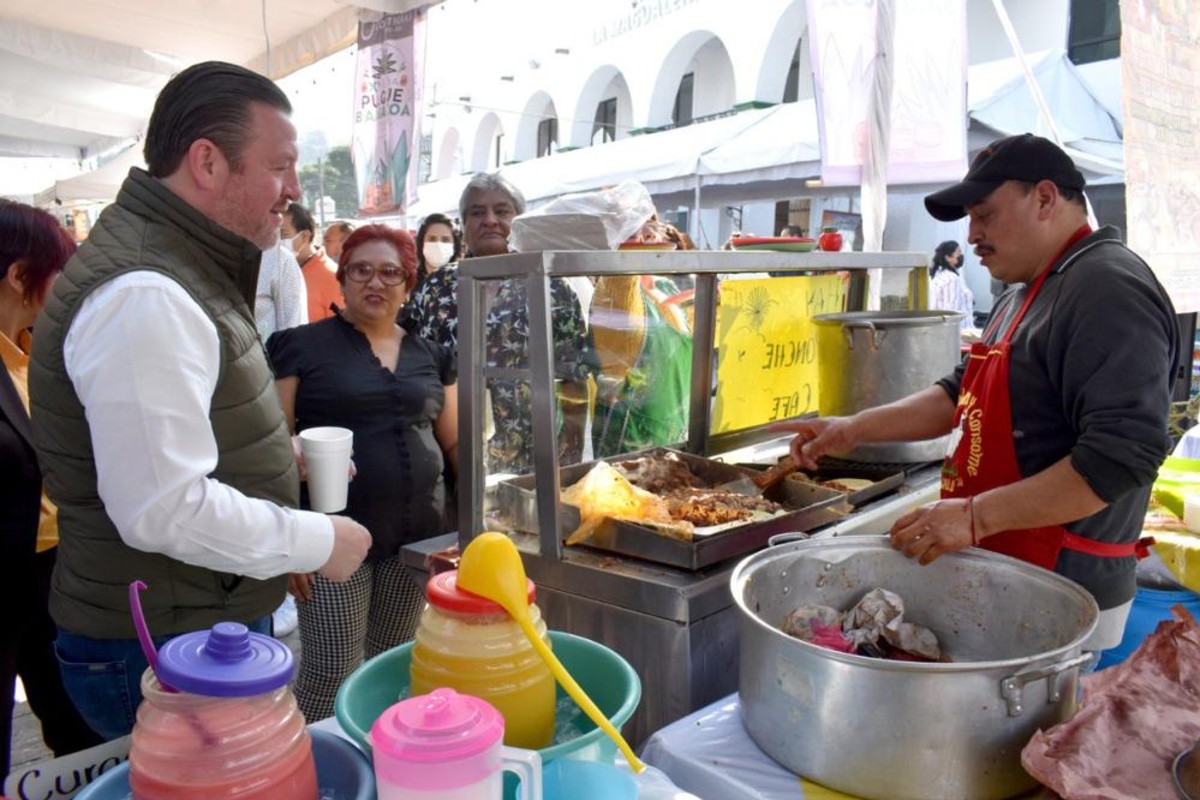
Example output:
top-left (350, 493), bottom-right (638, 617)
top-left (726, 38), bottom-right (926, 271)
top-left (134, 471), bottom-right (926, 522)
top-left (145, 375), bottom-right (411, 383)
top-left (351, 11), bottom-right (422, 215)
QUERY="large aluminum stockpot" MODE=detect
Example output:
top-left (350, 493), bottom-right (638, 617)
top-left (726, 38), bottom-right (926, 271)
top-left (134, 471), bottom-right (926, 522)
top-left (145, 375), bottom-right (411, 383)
top-left (813, 311), bottom-right (963, 462)
top-left (732, 536), bottom-right (1097, 800)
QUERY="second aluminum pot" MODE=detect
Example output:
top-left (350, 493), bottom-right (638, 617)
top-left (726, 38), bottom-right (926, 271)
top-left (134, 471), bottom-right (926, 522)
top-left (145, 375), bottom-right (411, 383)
top-left (813, 310), bottom-right (963, 462)
top-left (732, 536), bottom-right (1097, 800)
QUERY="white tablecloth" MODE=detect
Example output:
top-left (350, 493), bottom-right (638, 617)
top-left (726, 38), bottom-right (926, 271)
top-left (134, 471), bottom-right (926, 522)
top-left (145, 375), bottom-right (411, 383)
top-left (640, 695), bottom-right (1057, 800)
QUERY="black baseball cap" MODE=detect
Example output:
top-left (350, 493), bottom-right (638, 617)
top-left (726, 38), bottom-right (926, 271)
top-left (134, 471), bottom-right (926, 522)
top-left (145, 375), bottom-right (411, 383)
top-left (924, 133), bottom-right (1086, 222)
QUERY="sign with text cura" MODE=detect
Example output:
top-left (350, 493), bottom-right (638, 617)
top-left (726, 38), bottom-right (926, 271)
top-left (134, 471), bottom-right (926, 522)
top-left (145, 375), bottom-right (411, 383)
top-left (4, 736), bottom-right (130, 800)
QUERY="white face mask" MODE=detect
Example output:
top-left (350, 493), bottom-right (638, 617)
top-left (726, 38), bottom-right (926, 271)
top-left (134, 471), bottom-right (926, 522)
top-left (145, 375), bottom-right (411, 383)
top-left (280, 234), bottom-right (297, 255)
top-left (423, 241), bottom-right (455, 270)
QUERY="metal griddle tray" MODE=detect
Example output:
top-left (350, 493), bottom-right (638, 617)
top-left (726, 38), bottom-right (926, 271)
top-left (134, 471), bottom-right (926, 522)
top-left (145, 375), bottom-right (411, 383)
top-left (494, 448), bottom-right (848, 570)
top-left (768, 460), bottom-right (907, 508)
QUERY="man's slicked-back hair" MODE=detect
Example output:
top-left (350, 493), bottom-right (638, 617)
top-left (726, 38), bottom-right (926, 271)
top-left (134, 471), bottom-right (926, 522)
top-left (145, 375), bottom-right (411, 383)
top-left (144, 61), bottom-right (292, 179)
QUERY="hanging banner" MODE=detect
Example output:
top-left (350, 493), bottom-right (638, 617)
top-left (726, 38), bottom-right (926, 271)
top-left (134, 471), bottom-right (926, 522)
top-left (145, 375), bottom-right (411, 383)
top-left (712, 274), bottom-right (849, 434)
top-left (1120, 1), bottom-right (1200, 313)
top-left (352, 9), bottom-right (424, 216)
top-left (808, 0), bottom-right (967, 187)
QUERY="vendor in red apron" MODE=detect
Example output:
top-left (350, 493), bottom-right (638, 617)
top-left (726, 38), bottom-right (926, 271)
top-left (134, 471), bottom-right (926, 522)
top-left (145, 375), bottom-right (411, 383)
top-left (778, 134), bottom-right (1180, 652)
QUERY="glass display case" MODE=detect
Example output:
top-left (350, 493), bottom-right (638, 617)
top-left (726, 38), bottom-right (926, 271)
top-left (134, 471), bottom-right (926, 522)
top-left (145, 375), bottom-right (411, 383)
top-left (403, 248), bottom-right (933, 745)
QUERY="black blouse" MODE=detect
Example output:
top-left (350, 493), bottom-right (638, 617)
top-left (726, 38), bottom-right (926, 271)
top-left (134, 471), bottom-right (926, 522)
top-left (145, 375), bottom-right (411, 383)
top-left (267, 315), bottom-right (457, 560)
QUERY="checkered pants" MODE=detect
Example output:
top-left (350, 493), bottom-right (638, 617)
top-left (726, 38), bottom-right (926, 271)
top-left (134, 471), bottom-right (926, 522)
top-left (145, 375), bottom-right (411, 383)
top-left (293, 556), bottom-right (426, 722)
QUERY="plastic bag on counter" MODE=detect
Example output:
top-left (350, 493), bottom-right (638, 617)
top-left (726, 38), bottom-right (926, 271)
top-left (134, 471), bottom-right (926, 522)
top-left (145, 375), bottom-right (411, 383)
top-left (1021, 607), bottom-right (1200, 800)
top-left (612, 756), bottom-right (703, 800)
top-left (1143, 458), bottom-right (1200, 592)
top-left (510, 180), bottom-right (656, 252)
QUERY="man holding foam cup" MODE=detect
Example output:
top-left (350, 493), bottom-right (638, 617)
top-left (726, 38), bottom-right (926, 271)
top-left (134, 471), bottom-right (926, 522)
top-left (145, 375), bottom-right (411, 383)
top-left (29, 62), bottom-right (371, 739)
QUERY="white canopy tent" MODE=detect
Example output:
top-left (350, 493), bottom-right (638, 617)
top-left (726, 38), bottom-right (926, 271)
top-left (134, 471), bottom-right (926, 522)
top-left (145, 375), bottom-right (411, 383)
top-left (50, 145), bottom-right (146, 204)
top-left (39, 44), bottom-right (1122, 215)
top-left (0, 1), bottom-right (426, 162)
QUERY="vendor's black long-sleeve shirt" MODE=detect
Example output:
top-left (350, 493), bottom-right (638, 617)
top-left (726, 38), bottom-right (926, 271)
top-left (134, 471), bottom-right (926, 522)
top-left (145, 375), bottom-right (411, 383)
top-left (937, 226), bottom-right (1180, 610)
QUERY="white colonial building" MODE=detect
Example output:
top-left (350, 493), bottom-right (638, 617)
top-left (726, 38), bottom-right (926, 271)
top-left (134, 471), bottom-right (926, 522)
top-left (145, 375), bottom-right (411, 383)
top-left (412, 0), bottom-right (1121, 312)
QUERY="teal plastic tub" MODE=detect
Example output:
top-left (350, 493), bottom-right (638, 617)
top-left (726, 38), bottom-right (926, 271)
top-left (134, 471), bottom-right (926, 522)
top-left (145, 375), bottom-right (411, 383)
top-left (335, 630), bottom-right (640, 766)
top-left (1097, 585), bottom-right (1200, 669)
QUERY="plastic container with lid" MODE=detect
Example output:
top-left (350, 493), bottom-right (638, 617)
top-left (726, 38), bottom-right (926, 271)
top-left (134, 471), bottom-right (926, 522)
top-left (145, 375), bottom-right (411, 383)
top-left (128, 621), bottom-right (317, 800)
top-left (371, 687), bottom-right (541, 800)
top-left (410, 570), bottom-right (555, 749)
top-left (818, 226), bottom-right (844, 252)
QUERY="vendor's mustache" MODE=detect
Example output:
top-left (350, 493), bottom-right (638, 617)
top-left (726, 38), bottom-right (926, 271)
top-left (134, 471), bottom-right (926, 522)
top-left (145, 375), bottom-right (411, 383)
top-left (974, 245), bottom-right (995, 257)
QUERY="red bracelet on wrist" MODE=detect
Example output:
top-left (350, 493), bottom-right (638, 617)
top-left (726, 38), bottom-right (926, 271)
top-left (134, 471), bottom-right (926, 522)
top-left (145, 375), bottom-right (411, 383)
top-left (967, 496), bottom-right (978, 546)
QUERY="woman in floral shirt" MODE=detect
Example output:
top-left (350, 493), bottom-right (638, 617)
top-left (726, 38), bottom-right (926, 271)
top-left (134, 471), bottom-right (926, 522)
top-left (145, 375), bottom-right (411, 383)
top-left (408, 173), bottom-right (592, 472)
top-left (408, 258), bottom-right (459, 350)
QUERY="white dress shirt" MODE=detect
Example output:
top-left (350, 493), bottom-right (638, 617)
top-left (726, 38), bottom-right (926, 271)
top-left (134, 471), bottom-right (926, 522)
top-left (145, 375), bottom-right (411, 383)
top-left (63, 271), bottom-right (333, 579)
top-left (255, 244), bottom-right (308, 340)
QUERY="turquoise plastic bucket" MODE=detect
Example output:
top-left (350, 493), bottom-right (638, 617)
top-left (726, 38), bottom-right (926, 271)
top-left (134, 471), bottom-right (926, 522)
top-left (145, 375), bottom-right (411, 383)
top-left (335, 629), bottom-right (640, 763)
top-left (1097, 585), bottom-right (1200, 670)
top-left (543, 759), bottom-right (638, 800)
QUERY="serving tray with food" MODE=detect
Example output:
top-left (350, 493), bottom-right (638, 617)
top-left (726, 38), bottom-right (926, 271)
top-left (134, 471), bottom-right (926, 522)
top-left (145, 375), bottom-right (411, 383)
top-left (492, 448), bottom-right (848, 569)
top-left (733, 454), bottom-right (907, 508)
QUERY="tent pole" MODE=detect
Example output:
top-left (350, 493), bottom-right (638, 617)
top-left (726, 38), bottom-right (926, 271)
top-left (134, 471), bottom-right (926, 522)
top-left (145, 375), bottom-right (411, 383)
top-left (989, 0), bottom-right (1097, 226)
top-left (989, 0), bottom-right (1062, 146)
top-left (693, 176), bottom-right (702, 248)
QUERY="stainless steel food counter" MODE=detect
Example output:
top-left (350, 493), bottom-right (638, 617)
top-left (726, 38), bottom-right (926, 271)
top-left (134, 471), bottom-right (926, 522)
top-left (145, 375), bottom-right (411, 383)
top-left (401, 462), bottom-right (942, 746)
top-left (402, 248), bottom-right (935, 746)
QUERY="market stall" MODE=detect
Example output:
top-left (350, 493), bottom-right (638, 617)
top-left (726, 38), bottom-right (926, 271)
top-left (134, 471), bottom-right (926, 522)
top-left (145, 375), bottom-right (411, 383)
top-left (401, 247), bottom-right (942, 746)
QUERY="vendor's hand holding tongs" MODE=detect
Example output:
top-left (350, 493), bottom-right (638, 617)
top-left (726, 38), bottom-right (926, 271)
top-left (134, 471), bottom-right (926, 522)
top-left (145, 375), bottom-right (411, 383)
top-left (753, 454), bottom-right (800, 492)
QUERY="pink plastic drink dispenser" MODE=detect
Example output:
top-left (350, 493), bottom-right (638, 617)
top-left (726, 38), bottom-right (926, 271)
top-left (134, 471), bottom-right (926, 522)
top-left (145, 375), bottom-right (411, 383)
top-left (128, 622), bottom-right (317, 800)
top-left (370, 687), bottom-right (542, 800)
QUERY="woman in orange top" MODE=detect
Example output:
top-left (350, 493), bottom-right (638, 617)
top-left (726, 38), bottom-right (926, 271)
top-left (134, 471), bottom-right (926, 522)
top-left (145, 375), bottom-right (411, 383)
top-left (0, 201), bottom-right (102, 775)
top-left (282, 203), bottom-right (342, 321)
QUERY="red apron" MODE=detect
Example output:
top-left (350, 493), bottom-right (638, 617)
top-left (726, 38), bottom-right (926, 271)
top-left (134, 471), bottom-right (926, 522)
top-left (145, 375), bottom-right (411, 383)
top-left (941, 226), bottom-right (1149, 570)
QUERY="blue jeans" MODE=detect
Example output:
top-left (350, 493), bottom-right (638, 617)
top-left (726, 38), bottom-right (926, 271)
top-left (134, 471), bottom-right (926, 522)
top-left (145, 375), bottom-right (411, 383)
top-left (54, 616), bottom-right (271, 741)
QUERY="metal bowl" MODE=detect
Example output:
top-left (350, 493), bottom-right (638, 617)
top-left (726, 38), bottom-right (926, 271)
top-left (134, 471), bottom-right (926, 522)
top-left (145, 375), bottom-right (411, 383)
top-left (1175, 742), bottom-right (1200, 800)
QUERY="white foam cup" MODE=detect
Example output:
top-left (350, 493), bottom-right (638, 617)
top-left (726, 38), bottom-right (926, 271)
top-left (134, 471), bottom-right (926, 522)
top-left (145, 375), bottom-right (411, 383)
top-left (1185, 493), bottom-right (1200, 534)
top-left (299, 427), bottom-right (353, 512)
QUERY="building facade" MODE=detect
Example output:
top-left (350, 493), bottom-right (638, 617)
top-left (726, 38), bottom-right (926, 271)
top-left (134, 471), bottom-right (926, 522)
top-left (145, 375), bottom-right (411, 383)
top-left (415, 0), bottom-right (1121, 307)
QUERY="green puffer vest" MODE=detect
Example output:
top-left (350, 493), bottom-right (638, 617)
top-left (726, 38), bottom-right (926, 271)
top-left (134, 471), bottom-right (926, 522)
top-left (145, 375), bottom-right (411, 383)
top-left (30, 169), bottom-right (297, 639)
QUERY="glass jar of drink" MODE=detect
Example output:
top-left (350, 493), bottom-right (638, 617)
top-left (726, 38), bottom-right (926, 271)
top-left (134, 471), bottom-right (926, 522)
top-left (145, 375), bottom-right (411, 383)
top-left (410, 570), bottom-right (555, 749)
top-left (129, 622), bottom-right (317, 800)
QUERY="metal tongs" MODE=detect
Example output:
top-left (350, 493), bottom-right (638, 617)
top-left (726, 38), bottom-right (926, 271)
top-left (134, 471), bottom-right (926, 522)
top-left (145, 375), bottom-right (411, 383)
top-left (718, 455), bottom-right (800, 496)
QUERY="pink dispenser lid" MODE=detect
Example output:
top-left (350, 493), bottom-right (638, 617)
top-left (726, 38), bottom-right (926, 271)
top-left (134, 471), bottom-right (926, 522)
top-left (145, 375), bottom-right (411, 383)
top-left (370, 688), bottom-right (504, 791)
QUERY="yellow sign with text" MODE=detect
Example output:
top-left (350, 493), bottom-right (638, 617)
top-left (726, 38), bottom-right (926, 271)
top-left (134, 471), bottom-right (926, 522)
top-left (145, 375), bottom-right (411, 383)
top-left (712, 274), bottom-right (849, 434)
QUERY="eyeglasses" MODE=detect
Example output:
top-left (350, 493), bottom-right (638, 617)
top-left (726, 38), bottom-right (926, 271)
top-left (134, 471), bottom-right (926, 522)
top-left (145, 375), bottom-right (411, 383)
top-left (344, 261), bottom-right (408, 286)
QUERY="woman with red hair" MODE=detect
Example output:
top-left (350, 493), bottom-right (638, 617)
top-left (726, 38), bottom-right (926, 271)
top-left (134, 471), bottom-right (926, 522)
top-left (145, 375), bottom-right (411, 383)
top-left (0, 201), bottom-right (102, 774)
top-left (266, 224), bottom-right (458, 721)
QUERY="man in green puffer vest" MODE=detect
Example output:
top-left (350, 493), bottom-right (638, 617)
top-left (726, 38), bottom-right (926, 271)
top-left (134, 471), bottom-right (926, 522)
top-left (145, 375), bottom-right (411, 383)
top-left (28, 62), bottom-right (372, 740)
